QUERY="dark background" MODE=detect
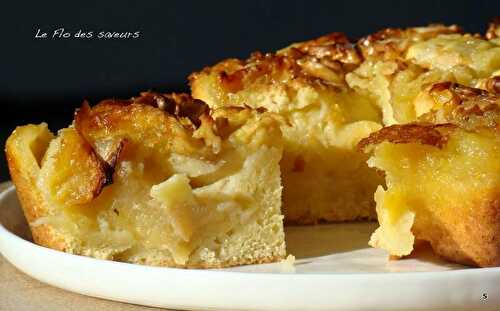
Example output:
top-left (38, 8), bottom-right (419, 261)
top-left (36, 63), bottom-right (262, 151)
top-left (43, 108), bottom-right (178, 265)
top-left (1, 0), bottom-right (499, 180)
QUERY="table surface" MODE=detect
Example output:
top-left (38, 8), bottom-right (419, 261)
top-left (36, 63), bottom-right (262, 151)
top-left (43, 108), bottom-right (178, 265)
top-left (0, 254), bottom-right (170, 311)
top-left (0, 180), bottom-right (173, 311)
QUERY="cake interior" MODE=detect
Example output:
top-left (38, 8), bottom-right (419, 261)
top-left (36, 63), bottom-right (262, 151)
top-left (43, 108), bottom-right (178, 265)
top-left (277, 90), bottom-right (384, 223)
top-left (191, 57), bottom-right (385, 223)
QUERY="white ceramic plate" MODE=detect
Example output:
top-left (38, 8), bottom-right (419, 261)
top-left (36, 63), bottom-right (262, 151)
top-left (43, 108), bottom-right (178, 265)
top-left (1, 184), bottom-right (500, 311)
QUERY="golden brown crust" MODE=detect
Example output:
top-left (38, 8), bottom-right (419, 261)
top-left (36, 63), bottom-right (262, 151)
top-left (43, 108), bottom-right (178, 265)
top-left (413, 191), bottom-right (500, 267)
top-left (361, 83), bottom-right (500, 151)
top-left (189, 33), bottom-right (361, 94)
top-left (284, 32), bottom-right (362, 65)
top-left (192, 51), bottom-right (339, 93)
top-left (358, 123), bottom-right (456, 151)
top-left (357, 24), bottom-right (462, 60)
top-left (419, 82), bottom-right (500, 130)
top-left (5, 125), bottom-right (70, 253)
top-left (428, 81), bottom-right (499, 107)
top-left (137, 254), bottom-right (285, 269)
top-left (190, 24), bottom-right (464, 95)
top-left (74, 93), bottom-right (215, 163)
top-left (76, 92), bottom-right (210, 133)
top-left (74, 92), bottom-right (268, 159)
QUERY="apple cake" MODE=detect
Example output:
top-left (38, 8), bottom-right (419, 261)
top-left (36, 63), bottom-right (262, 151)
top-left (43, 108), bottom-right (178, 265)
top-left (6, 20), bottom-right (500, 268)
top-left (189, 22), bottom-right (500, 224)
top-left (6, 92), bottom-right (286, 268)
top-left (359, 83), bottom-right (500, 267)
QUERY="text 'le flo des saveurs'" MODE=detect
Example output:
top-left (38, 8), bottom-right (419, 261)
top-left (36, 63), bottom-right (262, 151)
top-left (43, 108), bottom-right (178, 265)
top-left (35, 28), bottom-right (141, 39)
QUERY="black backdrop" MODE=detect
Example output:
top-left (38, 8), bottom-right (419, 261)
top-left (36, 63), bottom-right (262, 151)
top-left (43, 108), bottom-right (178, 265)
top-left (1, 0), bottom-right (499, 180)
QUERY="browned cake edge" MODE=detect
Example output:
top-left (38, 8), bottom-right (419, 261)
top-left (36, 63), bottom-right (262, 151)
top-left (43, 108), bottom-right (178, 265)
top-left (5, 128), bottom-right (71, 253)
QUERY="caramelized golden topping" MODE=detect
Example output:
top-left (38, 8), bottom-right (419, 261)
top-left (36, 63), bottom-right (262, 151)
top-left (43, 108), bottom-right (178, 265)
top-left (218, 52), bottom-right (304, 92)
top-left (358, 24), bottom-right (462, 60)
top-left (420, 82), bottom-right (500, 130)
top-left (72, 92), bottom-right (217, 192)
top-left (190, 33), bottom-right (365, 93)
top-left (74, 92), bottom-right (213, 140)
top-left (190, 23), bottom-right (474, 102)
top-left (359, 123), bottom-right (455, 151)
top-left (360, 82), bottom-right (500, 152)
top-left (130, 92), bottom-right (211, 129)
top-left (284, 32), bottom-right (361, 65)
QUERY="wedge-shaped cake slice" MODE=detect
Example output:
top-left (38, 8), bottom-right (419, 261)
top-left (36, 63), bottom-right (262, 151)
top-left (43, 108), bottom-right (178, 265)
top-left (6, 92), bottom-right (286, 268)
top-left (359, 83), bottom-right (500, 267)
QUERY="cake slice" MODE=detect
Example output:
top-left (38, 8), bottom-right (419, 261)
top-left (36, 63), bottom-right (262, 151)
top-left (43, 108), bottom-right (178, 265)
top-left (359, 83), bottom-right (500, 267)
top-left (6, 92), bottom-right (286, 268)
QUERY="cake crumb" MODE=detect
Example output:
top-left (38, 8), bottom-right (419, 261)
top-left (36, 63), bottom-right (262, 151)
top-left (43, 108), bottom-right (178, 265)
top-left (279, 254), bottom-right (296, 273)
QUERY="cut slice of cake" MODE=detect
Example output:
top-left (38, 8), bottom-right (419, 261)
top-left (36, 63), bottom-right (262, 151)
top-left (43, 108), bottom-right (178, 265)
top-left (359, 83), bottom-right (500, 267)
top-left (6, 92), bottom-right (286, 268)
